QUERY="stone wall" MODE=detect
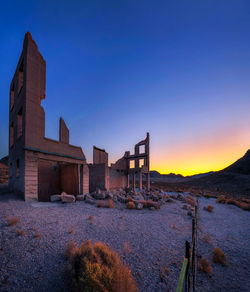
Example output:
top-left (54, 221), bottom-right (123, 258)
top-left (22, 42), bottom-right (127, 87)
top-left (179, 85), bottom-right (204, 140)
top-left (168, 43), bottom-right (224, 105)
top-left (108, 168), bottom-right (127, 190)
top-left (89, 164), bottom-right (109, 192)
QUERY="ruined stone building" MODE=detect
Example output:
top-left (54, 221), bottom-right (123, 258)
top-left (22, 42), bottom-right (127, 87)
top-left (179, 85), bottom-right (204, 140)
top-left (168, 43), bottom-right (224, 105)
top-left (8, 33), bottom-right (89, 201)
top-left (8, 33), bottom-right (150, 201)
top-left (89, 133), bottom-right (150, 192)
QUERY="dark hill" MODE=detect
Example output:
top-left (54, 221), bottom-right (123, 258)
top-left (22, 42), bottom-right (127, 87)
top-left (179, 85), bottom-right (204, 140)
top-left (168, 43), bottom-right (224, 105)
top-left (220, 149), bottom-right (250, 175)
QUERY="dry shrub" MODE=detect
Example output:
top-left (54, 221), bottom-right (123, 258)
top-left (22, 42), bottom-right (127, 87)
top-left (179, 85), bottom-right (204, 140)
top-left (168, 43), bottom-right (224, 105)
top-left (225, 198), bottom-right (236, 205)
top-left (68, 240), bottom-right (138, 292)
top-left (160, 265), bottom-right (169, 283)
top-left (97, 200), bottom-right (103, 208)
top-left (16, 229), bottom-right (25, 236)
top-left (203, 192), bottom-right (217, 198)
top-left (146, 200), bottom-right (160, 209)
top-left (126, 201), bottom-right (136, 209)
top-left (212, 247), bottom-right (226, 265)
top-left (136, 199), bottom-right (159, 209)
top-left (235, 201), bottom-right (250, 211)
top-left (204, 205), bottom-right (214, 212)
top-left (199, 258), bottom-right (212, 276)
top-left (7, 217), bottom-right (19, 226)
top-left (216, 196), bottom-right (226, 204)
top-left (121, 215), bottom-right (125, 219)
top-left (165, 194), bottom-right (170, 199)
top-left (66, 241), bottom-right (78, 259)
top-left (108, 199), bottom-right (114, 208)
top-left (171, 224), bottom-right (177, 229)
top-left (202, 234), bottom-right (212, 244)
top-left (126, 197), bottom-right (133, 203)
top-left (88, 215), bottom-right (94, 224)
top-left (34, 234), bottom-right (40, 238)
top-left (123, 242), bottom-right (131, 254)
top-left (242, 198), bottom-right (250, 204)
top-left (186, 198), bottom-right (195, 207)
top-left (69, 229), bottom-right (75, 235)
top-left (217, 196), bottom-right (250, 211)
top-left (186, 195), bottom-right (194, 201)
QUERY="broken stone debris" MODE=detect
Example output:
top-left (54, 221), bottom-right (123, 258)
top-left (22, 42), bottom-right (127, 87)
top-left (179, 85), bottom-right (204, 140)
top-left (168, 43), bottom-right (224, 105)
top-left (61, 192), bottom-right (76, 203)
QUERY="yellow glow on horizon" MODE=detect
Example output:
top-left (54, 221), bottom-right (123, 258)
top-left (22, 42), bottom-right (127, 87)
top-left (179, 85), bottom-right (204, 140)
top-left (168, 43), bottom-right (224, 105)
top-left (151, 125), bottom-right (250, 176)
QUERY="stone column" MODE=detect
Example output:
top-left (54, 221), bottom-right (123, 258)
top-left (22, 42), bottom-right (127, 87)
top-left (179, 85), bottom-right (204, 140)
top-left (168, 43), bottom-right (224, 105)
top-left (132, 173), bottom-right (136, 191)
top-left (139, 172), bottom-right (142, 190)
top-left (127, 173), bottom-right (130, 188)
top-left (146, 172), bottom-right (150, 191)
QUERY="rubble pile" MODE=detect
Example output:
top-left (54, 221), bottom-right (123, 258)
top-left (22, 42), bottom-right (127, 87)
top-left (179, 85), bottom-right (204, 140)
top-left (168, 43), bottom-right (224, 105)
top-left (50, 188), bottom-right (177, 210)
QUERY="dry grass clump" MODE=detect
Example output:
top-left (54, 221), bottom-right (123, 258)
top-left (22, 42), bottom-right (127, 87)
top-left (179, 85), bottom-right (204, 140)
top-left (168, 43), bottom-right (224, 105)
top-left (69, 229), bottom-right (75, 235)
top-left (137, 199), bottom-right (160, 210)
top-left (216, 196), bottom-right (250, 211)
top-left (66, 241), bottom-right (78, 259)
top-left (126, 201), bottom-right (136, 209)
top-left (202, 234), bottom-right (213, 244)
top-left (67, 240), bottom-right (138, 292)
top-left (212, 247), bottom-right (226, 265)
top-left (7, 217), bottom-right (20, 226)
top-left (160, 265), bottom-right (169, 283)
top-left (199, 257), bottom-right (212, 276)
top-left (34, 233), bottom-right (40, 238)
top-left (97, 200), bottom-right (103, 208)
top-left (203, 192), bottom-right (217, 198)
top-left (16, 229), bottom-right (25, 236)
top-left (123, 242), bottom-right (131, 254)
top-left (126, 196), bottom-right (133, 203)
top-left (165, 194), bottom-right (170, 199)
top-left (108, 199), bottom-right (114, 208)
top-left (186, 198), bottom-right (195, 207)
top-left (225, 198), bottom-right (236, 205)
top-left (234, 201), bottom-right (250, 211)
top-left (146, 199), bottom-right (160, 209)
top-left (97, 199), bottom-right (114, 208)
top-left (88, 215), bottom-right (94, 224)
top-left (204, 205), bottom-right (214, 212)
top-left (186, 195), bottom-right (194, 201)
top-left (216, 195), bottom-right (226, 204)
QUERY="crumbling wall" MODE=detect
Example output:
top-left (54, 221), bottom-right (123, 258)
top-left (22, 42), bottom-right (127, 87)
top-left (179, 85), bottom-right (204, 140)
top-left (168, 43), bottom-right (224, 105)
top-left (59, 117), bottom-right (69, 144)
top-left (93, 146), bottom-right (108, 165)
top-left (89, 164), bottom-right (109, 192)
top-left (108, 169), bottom-right (127, 190)
top-left (8, 32), bottom-right (89, 201)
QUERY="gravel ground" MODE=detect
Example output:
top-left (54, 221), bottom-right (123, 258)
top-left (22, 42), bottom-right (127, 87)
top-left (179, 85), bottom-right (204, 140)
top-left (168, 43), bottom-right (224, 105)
top-left (0, 192), bottom-right (249, 292)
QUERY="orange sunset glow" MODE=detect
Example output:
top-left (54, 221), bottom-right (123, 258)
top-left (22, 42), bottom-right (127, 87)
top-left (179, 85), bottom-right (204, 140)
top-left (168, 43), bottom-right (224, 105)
top-left (151, 124), bottom-right (250, 176)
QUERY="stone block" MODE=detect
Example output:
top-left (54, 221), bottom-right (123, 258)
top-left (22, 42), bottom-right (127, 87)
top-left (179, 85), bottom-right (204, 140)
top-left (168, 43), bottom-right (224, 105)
top-left (50, 194), bottom-right (61, 202)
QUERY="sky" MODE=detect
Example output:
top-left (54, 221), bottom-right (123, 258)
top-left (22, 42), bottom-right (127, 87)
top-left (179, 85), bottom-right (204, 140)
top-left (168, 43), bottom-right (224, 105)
top-left (0, 0), bottom-right (250, 175)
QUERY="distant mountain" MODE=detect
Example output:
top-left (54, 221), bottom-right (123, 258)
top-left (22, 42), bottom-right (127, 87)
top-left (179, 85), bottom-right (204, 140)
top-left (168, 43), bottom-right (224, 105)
top-left (150, 170), bottom-right (213, 181)
top-left (220, 149), bottom-right (250, 175)
top-left (150, 171), bottom-right (184, 179)
top-left (184, 149), bottom-right (250, 195)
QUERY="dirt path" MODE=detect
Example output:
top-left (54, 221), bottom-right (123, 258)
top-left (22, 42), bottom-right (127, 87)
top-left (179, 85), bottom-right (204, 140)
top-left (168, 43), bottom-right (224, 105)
top-left (0, 193), bottom-right (249, 291)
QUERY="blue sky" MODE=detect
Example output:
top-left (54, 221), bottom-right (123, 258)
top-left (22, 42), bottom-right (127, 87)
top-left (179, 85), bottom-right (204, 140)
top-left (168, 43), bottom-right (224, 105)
top-left (0, 0), bottom-right (250, 174)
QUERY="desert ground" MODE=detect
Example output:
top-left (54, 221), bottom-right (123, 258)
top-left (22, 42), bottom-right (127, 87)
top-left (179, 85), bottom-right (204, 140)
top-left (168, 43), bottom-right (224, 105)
top-left (0, 189), bottom-right (249, 292)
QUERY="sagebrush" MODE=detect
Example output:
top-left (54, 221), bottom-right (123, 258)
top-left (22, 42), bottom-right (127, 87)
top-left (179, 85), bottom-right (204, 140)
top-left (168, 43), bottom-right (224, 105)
top-left (67, 240), bottom-right (138, 292)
